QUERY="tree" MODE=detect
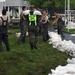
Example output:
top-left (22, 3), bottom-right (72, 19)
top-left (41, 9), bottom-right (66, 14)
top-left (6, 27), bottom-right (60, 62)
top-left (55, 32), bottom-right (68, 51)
top-left (70, 0), bottom-right (75, 9)
top-left (29, 0), bottom-right (75, 10)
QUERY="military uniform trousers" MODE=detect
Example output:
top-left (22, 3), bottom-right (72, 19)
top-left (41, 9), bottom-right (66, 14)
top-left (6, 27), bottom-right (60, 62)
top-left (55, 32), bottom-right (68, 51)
top-left (42, 24), bottom-right (49, 42)
top-left (18, 20), bottom-right (26, 44)
top-left (28, 26), bottom-right (39, 48)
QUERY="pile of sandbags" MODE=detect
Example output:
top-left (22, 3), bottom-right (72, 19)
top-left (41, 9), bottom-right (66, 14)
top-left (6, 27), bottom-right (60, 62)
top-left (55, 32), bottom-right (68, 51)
top-left (48, 31), bottom-right (75, 75)
top-left (48, 58), bottom-right (75, 75)
top-left (66, 21), bottom-right (75, 29)
top-left (48, 31), bottom-right (75, 57)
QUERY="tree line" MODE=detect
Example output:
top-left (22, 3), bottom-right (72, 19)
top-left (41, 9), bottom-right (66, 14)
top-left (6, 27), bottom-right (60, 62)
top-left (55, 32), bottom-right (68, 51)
top-left (28, 0), bottom-right (75, 10)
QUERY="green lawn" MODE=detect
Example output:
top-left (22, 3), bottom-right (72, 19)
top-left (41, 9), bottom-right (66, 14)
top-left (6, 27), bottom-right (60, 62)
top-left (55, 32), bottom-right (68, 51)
top-left (0, 28), bottom-right (71, 75)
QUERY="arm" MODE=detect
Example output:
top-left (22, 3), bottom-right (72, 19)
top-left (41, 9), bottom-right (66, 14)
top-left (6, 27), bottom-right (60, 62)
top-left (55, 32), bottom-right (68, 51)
top-left (22, 14), bottom-right (26, 20)
top-left (51, 18), bottom-right (58, 26)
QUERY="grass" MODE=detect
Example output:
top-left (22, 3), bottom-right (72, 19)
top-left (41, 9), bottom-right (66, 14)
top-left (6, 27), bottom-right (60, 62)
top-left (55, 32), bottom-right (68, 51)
top-left (63, 26), bottom-right (75, 34)
top-left (0, 27), bottom-right (72, 75)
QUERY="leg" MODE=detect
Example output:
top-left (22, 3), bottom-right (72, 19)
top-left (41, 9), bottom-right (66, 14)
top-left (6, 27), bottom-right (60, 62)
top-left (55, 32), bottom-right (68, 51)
top-left (58, 24), bottom-right (64, 40)
top-left (46, 27), bottom-right (49, 41)
top-left (22, 33), bottom-right (26, 43)
top-left (22, 25), bottom-right (26, 43)
top-left (0, 34), bottom-right (3, 52)
top-left (42, 28), bottom-right (47, 42)
top-left (33, 28), bottom-right (39, 49)
top-left (3, 34), bottom-right (10, 51)
top-left (60, 25), bottom-right (65, 40)
top-left (28, 29), bottom-right (34, 49)
top-left (18, 21), bottom-right (26, 44)
top-left (46, 33), bottom-right (49, 41)
top-left (42, 33), bottom-right (45, 42)
top-left (18, 27), bottom-right (25, 44)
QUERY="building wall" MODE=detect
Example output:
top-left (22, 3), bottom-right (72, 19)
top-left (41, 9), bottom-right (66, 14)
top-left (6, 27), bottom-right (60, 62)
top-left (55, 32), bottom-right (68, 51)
top-left (5, 0), bottom-right (29, 7)
top-left (6, 0), bottom-right (21, 6)
top-left (0, 0), bottom-right (30, 17)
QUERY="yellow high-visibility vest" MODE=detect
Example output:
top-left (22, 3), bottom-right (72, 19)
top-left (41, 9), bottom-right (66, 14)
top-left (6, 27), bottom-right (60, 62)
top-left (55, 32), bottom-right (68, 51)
top-left (28, 13), bottom-right (37, 26)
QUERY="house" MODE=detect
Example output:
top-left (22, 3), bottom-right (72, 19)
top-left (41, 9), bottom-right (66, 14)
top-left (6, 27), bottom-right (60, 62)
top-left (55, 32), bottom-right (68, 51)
top-left (0, 0), bottom-right (30, 17)
top-left (0, 0), bottom-right (6, 16)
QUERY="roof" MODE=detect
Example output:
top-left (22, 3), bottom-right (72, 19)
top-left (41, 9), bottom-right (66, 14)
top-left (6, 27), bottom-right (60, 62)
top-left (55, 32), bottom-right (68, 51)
top-left (5, 0), bottom-right (29, 6)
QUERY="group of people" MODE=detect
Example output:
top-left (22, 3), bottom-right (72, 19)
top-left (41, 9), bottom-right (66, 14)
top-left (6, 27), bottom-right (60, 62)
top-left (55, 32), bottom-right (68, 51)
top-left (18, 5), bottom-right (50, 49)
top-left (0, 5), bottom-right (65, 51)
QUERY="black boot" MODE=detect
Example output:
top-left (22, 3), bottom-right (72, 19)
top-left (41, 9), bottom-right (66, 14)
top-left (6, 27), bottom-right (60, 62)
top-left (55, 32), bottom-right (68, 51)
top-left (33, 45), bottom-right (37, 49)
top-left (6, 45), bottom-right (10, 51)
top-left (30, 42), bottom-right (33, 49)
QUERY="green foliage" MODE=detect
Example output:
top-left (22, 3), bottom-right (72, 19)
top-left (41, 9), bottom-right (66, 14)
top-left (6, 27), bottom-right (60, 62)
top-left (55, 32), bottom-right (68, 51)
top-left (70, 0), bottom-right (75, 9)
top-left (29, 0), bottom-right (65, 9)
top-left (0, 28), bottom-right (71, 75)
top-left (29, 0), bottom-right (75, 9)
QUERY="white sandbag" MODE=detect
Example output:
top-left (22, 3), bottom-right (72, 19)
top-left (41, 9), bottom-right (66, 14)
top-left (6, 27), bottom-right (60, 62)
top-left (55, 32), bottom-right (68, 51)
top-left (33, 10), bottom-right (42, 15)
top-left (48, 31), bottom-right (75, 57)
top-left (23, 10), bottom-right (30, 15)
top-left (66, 21), bottom-right (75, 29)
top-left (48, 31), bottom-right (75, 75)
top-left (67, 58), bottom-right (75, 64)
top-left (15, 32), bottom-right (28, 39)
top-left (49, 64), bottom-right (75, 75)
top-left (15, 33), bottom-right (21, 39)
top-left (23, 10), bottom-right (42, 15)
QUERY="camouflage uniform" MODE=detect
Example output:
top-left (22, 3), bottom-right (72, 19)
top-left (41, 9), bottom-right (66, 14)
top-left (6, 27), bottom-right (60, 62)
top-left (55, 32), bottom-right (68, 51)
top-left (26, 12), bottom-right (39, 49)
top-left (18, 12), bottom-right (26, 44)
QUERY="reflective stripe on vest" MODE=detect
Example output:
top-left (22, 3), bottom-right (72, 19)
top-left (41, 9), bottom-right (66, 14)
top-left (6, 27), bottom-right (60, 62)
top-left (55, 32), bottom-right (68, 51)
top-left (28, 13), bottom-right (37, 26)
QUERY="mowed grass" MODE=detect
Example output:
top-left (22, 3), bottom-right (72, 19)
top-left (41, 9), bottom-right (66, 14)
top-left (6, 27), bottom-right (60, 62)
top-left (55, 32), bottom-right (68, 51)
top-left (0, 28), bottom-right (71, 75)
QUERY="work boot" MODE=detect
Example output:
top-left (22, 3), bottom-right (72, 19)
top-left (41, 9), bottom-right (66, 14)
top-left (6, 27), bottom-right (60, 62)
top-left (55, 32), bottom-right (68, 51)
top-left (61, 35), bottom-right (65, 41)
top-left (33, 45), bottom-right (37, 49)
top-left (30, 42), bottom-right (33, 49)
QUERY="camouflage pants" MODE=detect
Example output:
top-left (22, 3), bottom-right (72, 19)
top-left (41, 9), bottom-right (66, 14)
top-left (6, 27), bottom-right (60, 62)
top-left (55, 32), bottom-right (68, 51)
top-left (18, 20), bottom-right (26, 44)
top-left (28, 26), bottom-right (39, 47)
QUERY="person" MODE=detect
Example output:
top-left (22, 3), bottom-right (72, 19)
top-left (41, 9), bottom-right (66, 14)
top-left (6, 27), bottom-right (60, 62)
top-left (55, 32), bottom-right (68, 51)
top-left (36, 8), bottom-right (42, 35)
top-left (51, 10), bottom-right (65, 40)
top-left (40, 10), bottom-right (49, 42)
top-left (0, 9), bottom-right (10, 52)
top-left (25, 5), bottom-right (41, 49)
top-left (18, 6), bottom-right (27, 45)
